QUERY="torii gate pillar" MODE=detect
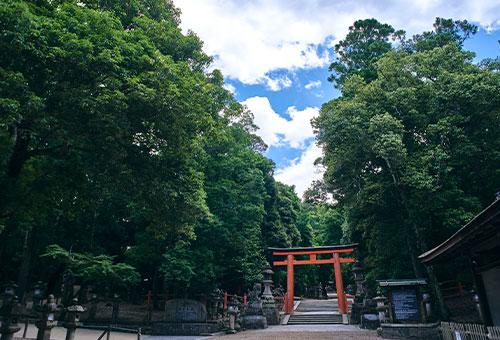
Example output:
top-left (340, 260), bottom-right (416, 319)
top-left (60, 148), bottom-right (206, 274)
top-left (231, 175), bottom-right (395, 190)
top-left (286, 254), bottom-right (294, 314)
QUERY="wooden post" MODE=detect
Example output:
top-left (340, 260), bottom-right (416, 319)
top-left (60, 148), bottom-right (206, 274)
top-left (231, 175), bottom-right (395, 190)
top-left (224, 293), bottom-right (228, 310)
top-left (334, 252), bottom-right (346, 314)
top-left (146, 292), bottom-right (152, 310)
top-left (287, 254), bottom-right (294, 314)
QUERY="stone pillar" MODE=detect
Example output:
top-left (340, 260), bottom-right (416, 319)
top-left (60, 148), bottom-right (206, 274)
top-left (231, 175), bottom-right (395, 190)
top-left (63, 298), bottom-right (85, 340)
top-left (0, 295), bottom-right (26, 340)
top-left (35, 294), bottom-right (58, 340)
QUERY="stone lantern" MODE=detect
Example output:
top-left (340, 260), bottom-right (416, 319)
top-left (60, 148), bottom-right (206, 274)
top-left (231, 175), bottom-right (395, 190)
top-left (262, 263), bottom-right (280, 325)
top-left (35, 294), bottom-right (58, 340)
top-left (352, 260), bottom-right (365, 298)
top-left (111, 293), bottom-right (120, 323)
top-left (2, 284), bottom-right (18, 306)
top-left (63, 298), bottom-right (85, 340)
top-left (422, 293), bottom-right (432, 321)
top-left (0, 295), bottom-right (26, 340)
top-left (30, 282), bottom-right (44, 317)
top-left (226, 299), bottom-right (238, 334)
top-left (373, 294), bottom-right (389, 323)
top-left (262, 263), bottom-right (274, 299)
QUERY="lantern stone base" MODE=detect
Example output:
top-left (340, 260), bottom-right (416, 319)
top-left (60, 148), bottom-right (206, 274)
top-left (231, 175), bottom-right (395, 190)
top-left (262, 306), bottom-right (280, 325)
top-left (242, 315), bottom-right (267, 329)
top-left (151, 322), bottom-right (219, 335)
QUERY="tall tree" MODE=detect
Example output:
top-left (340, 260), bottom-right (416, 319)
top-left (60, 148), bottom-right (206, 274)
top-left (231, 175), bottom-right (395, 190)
top-left (0, 0), bottom-right (224, 297)
top-left (315, 25), bottom-right (500, 317)
top-left (328, 18), bottom-right (404, 89)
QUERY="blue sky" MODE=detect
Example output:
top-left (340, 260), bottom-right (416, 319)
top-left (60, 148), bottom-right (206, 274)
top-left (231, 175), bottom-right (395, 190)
top-left (176, 0), bottom-right (500, 197)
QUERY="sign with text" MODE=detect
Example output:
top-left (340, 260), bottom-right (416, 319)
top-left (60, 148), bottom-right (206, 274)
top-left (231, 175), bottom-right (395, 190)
top-left (392, 287), bottom-right (420, 321)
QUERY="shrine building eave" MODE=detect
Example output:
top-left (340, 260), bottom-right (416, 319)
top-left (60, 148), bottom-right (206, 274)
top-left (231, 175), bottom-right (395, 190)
top-left (418, 199), bottom-right (500, 266)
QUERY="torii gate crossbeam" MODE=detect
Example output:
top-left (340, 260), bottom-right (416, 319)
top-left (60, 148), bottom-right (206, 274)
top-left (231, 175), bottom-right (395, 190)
top-left (270, 245), bottom-right (357, 318)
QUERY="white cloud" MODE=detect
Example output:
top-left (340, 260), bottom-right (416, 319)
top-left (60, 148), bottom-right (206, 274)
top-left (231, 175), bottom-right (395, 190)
top-left (177, 0), bottom-right (500, 85)
top-left (275, 143), bottom-right (324, 198)
top-left (305, 80), bottom-right (322, 90)
top-left (262, 75), bottom-right (292, 91)
top-left (223, 83), bottom-right (237, 94)
top-left (242, 96), bottom-right (319, 148)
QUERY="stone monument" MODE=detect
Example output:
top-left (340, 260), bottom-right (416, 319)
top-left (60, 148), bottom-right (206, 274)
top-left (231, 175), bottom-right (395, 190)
top-left (152, 298), bottom-right (219, 335)
top-left (242, 283), bottom-right (267, 329)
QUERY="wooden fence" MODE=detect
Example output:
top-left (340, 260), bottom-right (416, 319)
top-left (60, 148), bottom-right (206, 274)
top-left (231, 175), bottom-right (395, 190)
top-left (441, 322), bottom-right (500, 340)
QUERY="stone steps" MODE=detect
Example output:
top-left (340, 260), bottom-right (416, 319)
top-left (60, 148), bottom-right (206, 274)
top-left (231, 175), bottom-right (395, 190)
top-left (286, 314), bottom-right (343, 325)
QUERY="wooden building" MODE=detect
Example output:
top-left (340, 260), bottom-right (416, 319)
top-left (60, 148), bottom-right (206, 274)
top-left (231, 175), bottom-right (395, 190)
top-left (419, 199), bottom-right (500, 326)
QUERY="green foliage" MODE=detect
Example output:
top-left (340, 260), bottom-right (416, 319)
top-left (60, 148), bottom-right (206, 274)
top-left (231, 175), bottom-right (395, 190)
top-left (0, 0), bottom-right (306, 298)
top-left (42, 245), bottom-right (140, 289)
top-left (328, 18), bottom-right (404, 89)
top-left (408, 18), bottom-right (478, 52)
top-left (316, 40), bottom-right (500, 284)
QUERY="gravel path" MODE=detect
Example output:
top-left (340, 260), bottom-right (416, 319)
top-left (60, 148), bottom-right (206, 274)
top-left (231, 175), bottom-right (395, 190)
top-left (208, 325), bottom-right (379, 340)
top-left (15, 322), bottom-right (378, 340)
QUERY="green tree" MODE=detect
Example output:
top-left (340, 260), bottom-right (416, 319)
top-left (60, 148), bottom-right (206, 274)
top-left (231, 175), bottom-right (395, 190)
top-left (315, 41), bottom-right (500, 317)
top-left (0, 0), bottom-right (227, 298)
top-left (328, 18), bottom-right (404, 89)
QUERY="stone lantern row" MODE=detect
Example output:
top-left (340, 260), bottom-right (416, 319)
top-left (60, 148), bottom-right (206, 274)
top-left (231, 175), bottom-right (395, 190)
top-left (0, 289), bottom-right (85, 340)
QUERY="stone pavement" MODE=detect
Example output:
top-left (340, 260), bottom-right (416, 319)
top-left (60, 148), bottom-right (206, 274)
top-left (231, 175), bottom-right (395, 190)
top-left (15, 323), bottom-right (378, 340)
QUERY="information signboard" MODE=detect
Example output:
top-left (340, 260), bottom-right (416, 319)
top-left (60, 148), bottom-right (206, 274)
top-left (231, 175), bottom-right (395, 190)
top-left (391, 287), bottom-right (420, 321)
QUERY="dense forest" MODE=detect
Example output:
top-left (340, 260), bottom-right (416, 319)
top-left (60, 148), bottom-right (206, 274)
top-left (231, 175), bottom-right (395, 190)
top-left (0, 0), bottom-right (334, 304)
top-left (1, 0), bottom-right (499, 320)
top-left (316, 18), bottom-right (500, 316)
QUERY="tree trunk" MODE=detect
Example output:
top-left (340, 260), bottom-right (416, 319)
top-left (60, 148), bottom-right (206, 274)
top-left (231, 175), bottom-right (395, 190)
top-left (16, 224), bottom-right (37, 303)
top-left (397, 189), bottom-right (449, 319)
top-left (426, 264), bottom-right (449, 320)
top-left (406, 233), bottom-right (423, 278)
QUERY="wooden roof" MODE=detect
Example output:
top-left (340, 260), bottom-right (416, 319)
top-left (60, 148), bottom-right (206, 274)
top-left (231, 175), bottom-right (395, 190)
top-left (419, 199), bottom-right (500, 265)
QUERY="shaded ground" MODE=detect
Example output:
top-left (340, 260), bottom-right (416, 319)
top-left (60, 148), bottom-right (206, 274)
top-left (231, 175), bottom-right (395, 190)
top-left (15, 324), bottom-right (379, 340)
top-left (209, 325), bottom-right (379, 340)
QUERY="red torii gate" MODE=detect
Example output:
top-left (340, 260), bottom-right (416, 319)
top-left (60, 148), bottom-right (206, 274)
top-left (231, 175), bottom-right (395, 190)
top-left (270, 245), bottom-right (357, 316)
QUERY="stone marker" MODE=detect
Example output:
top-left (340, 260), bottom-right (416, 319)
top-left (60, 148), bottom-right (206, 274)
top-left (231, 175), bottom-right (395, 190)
top-left (163, 299), bottom-right (207, 323)
top-left (152, 299), bottom-right (218, 335)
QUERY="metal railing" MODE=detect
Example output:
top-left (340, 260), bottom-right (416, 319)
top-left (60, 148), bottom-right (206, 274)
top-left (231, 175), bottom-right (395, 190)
top-left (441, 322), bottom-right (500, 340)
top-left (94, 324), bottom-right (142, 340)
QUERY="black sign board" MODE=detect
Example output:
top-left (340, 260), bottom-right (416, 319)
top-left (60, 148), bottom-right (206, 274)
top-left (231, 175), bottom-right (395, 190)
top-left (391, 287), bottom-right (420, 321)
